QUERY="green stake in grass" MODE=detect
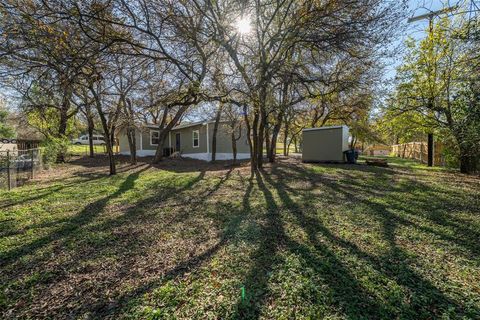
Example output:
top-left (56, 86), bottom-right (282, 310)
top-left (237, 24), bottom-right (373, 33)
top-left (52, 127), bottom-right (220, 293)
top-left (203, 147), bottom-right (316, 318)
top-left (241, 286), bottom-right (245, 302)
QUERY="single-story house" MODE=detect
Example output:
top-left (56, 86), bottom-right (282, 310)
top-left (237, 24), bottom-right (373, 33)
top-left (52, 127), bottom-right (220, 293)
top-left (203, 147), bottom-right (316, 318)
top-left (302, 125), bottom-right (350, 163)
top-left (118, 121), bottom-right (250, 161)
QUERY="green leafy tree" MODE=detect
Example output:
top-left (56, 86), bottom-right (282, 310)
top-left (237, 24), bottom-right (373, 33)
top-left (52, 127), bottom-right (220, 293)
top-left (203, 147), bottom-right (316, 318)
top-left (0, 108), bottom-right (15, 138)
top-left (393, 17), bottom-right (480, 173)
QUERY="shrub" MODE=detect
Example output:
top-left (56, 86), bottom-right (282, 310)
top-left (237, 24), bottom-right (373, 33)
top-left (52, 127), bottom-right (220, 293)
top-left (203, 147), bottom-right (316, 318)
top-left (40, 136), bottom-right (70, 166)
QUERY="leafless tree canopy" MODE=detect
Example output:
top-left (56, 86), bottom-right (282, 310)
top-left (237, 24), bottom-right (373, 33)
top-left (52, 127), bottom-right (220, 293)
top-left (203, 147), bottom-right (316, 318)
top-left (0, 0), bottom-right (406, 173)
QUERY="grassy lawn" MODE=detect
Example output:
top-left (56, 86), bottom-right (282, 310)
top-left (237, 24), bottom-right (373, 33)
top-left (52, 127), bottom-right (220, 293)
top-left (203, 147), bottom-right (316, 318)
top-left (274, 142), bottom-right (297, 155)
top-left (1, 156), bottom-right (479, 319)
top-left (68, 144), bottom-right (108, 156)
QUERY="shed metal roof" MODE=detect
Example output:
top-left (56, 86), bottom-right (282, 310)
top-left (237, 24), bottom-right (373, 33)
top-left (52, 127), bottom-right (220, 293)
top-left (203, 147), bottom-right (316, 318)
top-left (302, 125), bottom-right (348, 132)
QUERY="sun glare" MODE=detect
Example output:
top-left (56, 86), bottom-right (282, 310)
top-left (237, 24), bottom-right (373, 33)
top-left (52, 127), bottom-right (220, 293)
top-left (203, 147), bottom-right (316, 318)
top-left (234, 16), bottom-right (252, 35)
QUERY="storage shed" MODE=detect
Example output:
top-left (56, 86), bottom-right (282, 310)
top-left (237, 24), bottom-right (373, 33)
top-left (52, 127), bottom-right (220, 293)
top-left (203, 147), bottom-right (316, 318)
top-left (302, 125), bottom-right (350, 163)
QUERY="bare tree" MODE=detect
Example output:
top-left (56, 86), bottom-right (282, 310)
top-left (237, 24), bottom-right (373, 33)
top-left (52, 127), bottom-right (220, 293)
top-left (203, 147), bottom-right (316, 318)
top-left (223, 103), bottom-right (244, 164)
top-left (73, 86), bottom-right (96, 158)
top-left (69, 0), bottom-right (217, 163)
top-left (0, 1), bottom-right (115, 161)
top-left (191, 0), bottom-right (404, 171)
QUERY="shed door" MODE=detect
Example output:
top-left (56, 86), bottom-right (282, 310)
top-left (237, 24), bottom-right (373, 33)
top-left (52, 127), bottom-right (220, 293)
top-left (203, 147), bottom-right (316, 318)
top-left (175, 133), bottom-right (181, 152)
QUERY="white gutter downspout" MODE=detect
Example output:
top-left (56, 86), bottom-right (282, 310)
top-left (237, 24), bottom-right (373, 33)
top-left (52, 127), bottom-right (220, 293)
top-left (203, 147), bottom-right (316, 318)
top-left (139, 130), bottom-right (143, 151)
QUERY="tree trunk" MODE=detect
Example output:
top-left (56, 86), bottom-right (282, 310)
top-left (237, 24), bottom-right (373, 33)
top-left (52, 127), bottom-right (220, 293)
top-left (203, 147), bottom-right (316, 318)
top-left (350, 134), bottom-right (357, 150)
top-left (242, 105), bottom-right (254, 172)
top-left (283, 119), bottom-right (289, 156)
top-left (250, 110), bottom-right (259, 172)
top-left (98, 115), bottom-right (116, 175)
top-left (287, 133), bottom-right (296, 155)
top-left (264, 125), bottom-right (271, 163)
top-left (459, 153), bottom-right (472, 174)
top-left (90, 85), bottom-right (116, 175)
top-left (211, 103), bottom-right (223, 162)
top-left (123, 97), bottom-right (137, 165)
top-left (268, 111), bottom-right (283, 163)
top-left (256, 111), bottom-right (266, 169)
top-left (106, 137), bottom-right (116, 175)
top-left (153, 104), bottom-right (189, 163)
top-left (268, 135), bottom-right (276, 163)
top-left (86, 106), bottom-right (95, 158)
top-left (126, 127), bottom-right (137, 165)
top-left (56, 106), bottom-right (68, 163)
top-left (88, 125), bottom-right (94, 158)
top-left (458, 143), bottom-right (476, 174)
top-left (231, 131), bottom-right (237, 164)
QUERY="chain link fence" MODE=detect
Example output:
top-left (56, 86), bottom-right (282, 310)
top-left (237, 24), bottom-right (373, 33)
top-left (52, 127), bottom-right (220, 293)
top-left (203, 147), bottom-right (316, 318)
top-left (0, 149), bottom-right (42, 190)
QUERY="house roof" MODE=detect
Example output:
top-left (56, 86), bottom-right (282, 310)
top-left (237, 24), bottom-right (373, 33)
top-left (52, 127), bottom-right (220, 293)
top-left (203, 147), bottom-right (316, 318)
top-left (7, 113), bottom-right (44, 141)
top-left (145, 120), bottom-right (226, 131)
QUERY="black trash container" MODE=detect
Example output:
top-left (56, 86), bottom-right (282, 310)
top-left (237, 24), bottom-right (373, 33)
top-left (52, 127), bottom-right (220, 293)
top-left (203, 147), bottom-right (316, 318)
top-left (344, 150), bottom-right (357, 164)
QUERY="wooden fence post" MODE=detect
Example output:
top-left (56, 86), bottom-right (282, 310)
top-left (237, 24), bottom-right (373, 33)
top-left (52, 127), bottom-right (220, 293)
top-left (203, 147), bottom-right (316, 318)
top-left (427, 133), bottom-right (434, 167)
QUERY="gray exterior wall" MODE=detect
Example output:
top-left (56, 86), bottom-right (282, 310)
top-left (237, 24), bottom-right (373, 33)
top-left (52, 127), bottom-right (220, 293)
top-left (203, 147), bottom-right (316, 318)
top-left (302, 126), bottom-right (349, 162)
top-left (141, 130), bottom-right (154, 151)
top-left (208, 123), bottom-right (250, 154)
top-left (173, 124), bottom-right (208, 154)
top-left (118, 121), bottom-right (251, 160)
top-left (141, 129), bottom-right (169, 151)
top-left (118, 128), bottom-right (142, 153)
top-left (118, 129), bottom-right (129, 153)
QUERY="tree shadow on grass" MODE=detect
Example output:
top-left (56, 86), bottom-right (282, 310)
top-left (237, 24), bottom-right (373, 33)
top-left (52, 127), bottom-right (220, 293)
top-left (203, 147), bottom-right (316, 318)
top-left (69, 155), bottom-right (250, 174)
top-left (0, 163), bottom-right (147, 212)
top-left (259, 168), bottom-right (392, 319)
top-left (0, 164), bottom-right (216, 318)
top-left (86, 168), bottom-right (246, 318)
top-left (3, 158), bottom-right (478, 319)
top-left (227, 165), bottom-right (393, 319)
top-left (0, 172), bottom-right (110, 211)
top-left (318, 165), bottom-right (480, 259)
top-left (0, 184), bottom-right (66, 210)
top-left (231, 172), bottom-right (287, 319)
top-left (266, 162), bottom-right (478, 318)
top-left (281, 160), bottom-right (480, 259)
top-left (0, 165), bottom-right (152, 268)
top-left (20, 167), bottom-right (240, 318)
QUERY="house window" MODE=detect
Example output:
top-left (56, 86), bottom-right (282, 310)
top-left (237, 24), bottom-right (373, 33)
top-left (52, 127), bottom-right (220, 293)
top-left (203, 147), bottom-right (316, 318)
top-left (192, 130), bottom-right (199, 148)
top-left (151, 130), bottom-right (160, 145)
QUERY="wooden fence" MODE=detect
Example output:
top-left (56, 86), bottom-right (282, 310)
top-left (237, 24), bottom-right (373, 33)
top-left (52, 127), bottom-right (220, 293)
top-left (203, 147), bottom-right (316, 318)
top-left (392, 142), bottom-right (445, 166)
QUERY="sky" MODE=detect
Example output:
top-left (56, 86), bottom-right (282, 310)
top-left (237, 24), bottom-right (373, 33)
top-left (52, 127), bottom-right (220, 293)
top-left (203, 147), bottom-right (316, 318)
top-left (385, 0), bottom-right (465, 81)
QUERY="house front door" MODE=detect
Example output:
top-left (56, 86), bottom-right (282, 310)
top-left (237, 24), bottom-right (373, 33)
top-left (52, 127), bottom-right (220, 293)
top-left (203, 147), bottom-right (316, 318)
top-left (175, 133), bottom-right (181, 152)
